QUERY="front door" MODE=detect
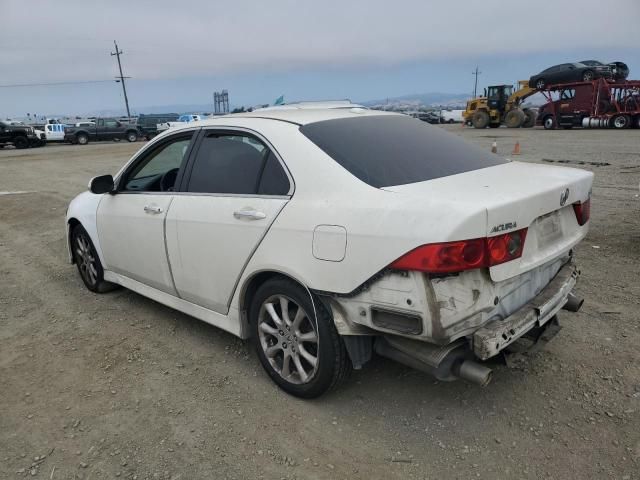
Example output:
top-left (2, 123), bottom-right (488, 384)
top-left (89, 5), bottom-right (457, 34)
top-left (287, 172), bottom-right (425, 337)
top-left (97, 131), bottom-right (196, 294)
top-left (166, 130), bottom-right (292, 313)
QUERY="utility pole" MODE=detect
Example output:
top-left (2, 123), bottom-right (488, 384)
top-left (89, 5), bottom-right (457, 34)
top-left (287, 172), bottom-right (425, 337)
top-left (472, 66), bottom-right (481, 98)
top-left (111, 40), bottom-right (131, 120)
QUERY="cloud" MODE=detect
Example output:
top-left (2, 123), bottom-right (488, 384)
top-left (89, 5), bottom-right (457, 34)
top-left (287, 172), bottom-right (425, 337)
top-left (2, 0), bottom-right (638, 84)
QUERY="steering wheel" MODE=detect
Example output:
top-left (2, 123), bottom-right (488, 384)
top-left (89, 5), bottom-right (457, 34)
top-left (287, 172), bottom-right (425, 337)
top-left (160, 167), bottom-right (179, 192)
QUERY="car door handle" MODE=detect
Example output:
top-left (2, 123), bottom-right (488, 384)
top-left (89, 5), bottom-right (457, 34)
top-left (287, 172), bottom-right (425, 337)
top-left (233, 209), bottom-right (266, 220)
top-left (143, 205), bottom-right (163, 214)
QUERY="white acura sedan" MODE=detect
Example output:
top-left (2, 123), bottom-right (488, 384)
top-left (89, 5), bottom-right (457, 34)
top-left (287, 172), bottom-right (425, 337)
top-left (66, 108), bottom-right (592, 397)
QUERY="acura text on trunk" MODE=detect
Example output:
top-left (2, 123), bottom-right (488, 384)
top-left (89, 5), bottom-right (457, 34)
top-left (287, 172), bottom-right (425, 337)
top-left (66, 108), bottom-right (592, 398)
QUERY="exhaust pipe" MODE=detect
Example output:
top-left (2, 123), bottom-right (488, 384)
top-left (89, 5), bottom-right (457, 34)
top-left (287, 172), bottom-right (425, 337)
top-left (563, 293), bottom-right (584, 312)
top-left (453, 360), bottom-right (493, 387)
top-left (374, 337), bottom-right (493, 386)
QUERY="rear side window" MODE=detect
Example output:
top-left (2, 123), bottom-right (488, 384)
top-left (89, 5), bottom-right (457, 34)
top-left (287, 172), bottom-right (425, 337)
top-left (299, 115), bottom-right (506, 188)
top-left (186, 133), bottom-right (290, 195)
top-left (258, 152), bottom-right (290, 195)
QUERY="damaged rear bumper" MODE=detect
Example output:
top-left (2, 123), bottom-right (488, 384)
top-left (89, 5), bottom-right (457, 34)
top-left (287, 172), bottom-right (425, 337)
top-left (473, 261), bottom-right (579, 360)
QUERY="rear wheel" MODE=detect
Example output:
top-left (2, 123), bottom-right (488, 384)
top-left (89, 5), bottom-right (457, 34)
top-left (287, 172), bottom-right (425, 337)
top-left (543, 115), bottom-right (556, 130)
top-left (76, 133), bottom-right (89, 145)
top-left (472, 110), bottom-right (490, 129)
top-left (505, 109), bottom-right (526, 128)
top-left (611, 114), bottom-right (630, 129)
top-left (13, 136), bottom-right (29, 149)
top-left (126, 131), bottom-right (138, 142)
top-left (71, 224), bottom-right (117, 293)
top-left (582, 70), bottom-right (594, 82)
top-left (251, 278), bottom-right (351, 398)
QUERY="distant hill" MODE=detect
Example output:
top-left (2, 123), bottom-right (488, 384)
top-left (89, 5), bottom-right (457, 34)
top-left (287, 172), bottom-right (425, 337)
top-left (361, 92), bottom-right (470, 109)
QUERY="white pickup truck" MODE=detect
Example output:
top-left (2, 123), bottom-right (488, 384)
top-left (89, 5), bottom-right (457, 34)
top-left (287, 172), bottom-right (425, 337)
top-left (157, 114), bottom-right (202, 133)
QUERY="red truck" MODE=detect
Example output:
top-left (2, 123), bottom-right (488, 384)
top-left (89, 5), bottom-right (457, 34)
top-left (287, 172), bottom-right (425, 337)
top-left (536, 78), bottom-right (640, 129)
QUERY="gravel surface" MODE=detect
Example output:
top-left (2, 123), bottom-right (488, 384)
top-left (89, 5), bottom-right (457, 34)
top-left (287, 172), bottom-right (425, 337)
top-left (1, 128), bottom-right (638, 479)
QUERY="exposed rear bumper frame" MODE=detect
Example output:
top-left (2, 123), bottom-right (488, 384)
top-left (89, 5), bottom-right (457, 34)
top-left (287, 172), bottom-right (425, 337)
top-left (473, 261), bottom-right (578, 360)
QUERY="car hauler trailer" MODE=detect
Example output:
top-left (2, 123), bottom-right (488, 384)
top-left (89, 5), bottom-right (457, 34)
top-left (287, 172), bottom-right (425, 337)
top-left (536, 78), bottom-right (640, 129)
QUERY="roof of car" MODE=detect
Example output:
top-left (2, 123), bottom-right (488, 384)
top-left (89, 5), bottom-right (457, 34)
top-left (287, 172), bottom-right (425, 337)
top-left (186, 107), bottom-right (400, 127)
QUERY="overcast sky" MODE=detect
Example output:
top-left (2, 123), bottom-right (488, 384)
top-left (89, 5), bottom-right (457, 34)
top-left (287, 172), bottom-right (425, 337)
top-left (2, 0), bottom-right (639, 117)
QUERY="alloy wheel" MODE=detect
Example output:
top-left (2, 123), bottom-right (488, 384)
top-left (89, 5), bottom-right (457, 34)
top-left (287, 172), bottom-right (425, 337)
top-left (257, 294), bottom-right (319, 384)
top-left (75, 232), bottom-right (98, 286)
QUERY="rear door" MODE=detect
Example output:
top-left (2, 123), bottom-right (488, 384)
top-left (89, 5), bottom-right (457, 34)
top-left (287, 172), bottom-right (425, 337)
top-left (165, 129), bottom-right (292, 313)
top-left (103, 119), bottom-right (121, 140)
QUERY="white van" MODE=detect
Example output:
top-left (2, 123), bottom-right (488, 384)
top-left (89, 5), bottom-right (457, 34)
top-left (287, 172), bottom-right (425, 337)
top-left (440, 109), bottom-right (464, 124)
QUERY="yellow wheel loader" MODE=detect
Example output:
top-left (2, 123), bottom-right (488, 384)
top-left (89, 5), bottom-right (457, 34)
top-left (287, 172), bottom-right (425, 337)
top-left (463, 81), bottom-right (538, 129)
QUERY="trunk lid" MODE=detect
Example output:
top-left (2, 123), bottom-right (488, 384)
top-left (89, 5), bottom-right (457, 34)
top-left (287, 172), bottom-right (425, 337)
top-left (383, 161), bottom-right (593, 281)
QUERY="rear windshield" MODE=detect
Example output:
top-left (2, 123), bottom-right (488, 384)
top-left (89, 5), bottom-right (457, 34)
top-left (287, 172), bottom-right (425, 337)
top-left (299, 115), bottom-right (506, 188)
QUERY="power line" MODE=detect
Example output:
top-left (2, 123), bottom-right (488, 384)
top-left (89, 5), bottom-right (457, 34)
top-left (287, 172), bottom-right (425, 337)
top-left (0, 79), bottom-right (117, 88)
top-left (111, 40), bottom-right (131, 120)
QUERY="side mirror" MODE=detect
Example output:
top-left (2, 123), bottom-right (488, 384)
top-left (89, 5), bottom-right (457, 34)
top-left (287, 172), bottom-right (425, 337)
top-left (89, 175), bottom-right (115, 194)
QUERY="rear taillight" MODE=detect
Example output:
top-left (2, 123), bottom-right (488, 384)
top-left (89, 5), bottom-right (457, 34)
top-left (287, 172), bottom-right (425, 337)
top-left (572, 198), bottom-right (590, 226)
top-left (389, 229), bottom-right (528, 274)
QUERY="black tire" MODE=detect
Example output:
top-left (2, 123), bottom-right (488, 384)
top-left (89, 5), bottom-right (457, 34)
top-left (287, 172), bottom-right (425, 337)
top-left (13, 136), bottom-right (29, 149)
top-left (535, 78), bottom-right (546, 90)
top-left (582, 70), bottom-right (594, 82)
top-left (250, 278), bottom-right (351, 398)
top-left (71, 224), bottom-right (117, 293)
top-left (611, 114), bottom-right (630, 129)
top-left (126, 131), bottom-right (138, 142)
top-left (472, 110), bottom-right (490, 129)
top-left (522, 109), bottom-right (536, 128)
top-left (543, 115), bottom-right (556, 130)
top-left (505, 109), bottom-right (526, 128)
top-left (76, 133), bottom-right (89, 145)
top-left (633, 115), bottom-right (640, 129)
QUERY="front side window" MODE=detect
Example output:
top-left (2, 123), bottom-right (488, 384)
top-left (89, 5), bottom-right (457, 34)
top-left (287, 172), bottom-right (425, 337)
top-left (300, 115), bottom-right (506, 188)
top-left (122, 133), bottom-right (193, 192)
top-left (186, 132), bottom-right (289, 195)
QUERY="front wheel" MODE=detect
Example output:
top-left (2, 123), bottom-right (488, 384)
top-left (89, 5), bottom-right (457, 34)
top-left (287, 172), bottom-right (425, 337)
top-left (71, 224), bottom-right (117, 293)
top-left (251, 278), bottom-right (351, 398)
top-left (582, 70), bottom-right (594, 82)
top-left (543, 115), bottom-right (556, 130)
top-left (472, 110), bottom-right (490, 129)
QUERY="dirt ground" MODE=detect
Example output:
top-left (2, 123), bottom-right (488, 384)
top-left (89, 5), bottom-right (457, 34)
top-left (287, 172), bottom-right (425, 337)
top-left (1, 126), bottom-right (638, 480)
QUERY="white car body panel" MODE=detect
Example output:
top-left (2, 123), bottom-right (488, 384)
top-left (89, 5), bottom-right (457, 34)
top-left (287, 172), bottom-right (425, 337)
top-left (66, 109), bottom-right (593, 352)
top-left (44, 124), bottom-right (66, 141)
top-left (384, 161), bottom-right (593, 281)
top-left (97, 194), bottom-right (176, 295)
top-left (66, 191), bottom-right (106, 265)
top-left (165, 195), bottom-right (289, 313)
